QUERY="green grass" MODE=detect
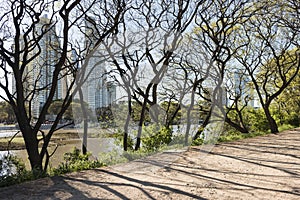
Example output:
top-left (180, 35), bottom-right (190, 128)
top-left (0, 137), bottom-right (25, 150)
top-left (217, 131), bottom-right (266, 143)
top-left (216, 124), bottom-right (297, 144)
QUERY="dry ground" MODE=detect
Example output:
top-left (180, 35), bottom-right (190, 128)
top-left (1, 128), bottom-right (300, 199)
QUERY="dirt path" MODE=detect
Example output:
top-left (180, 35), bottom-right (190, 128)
top-left (1, 128), bottom-right (300, 199)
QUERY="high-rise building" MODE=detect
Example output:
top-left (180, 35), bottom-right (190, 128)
top-left (32, 16), bottom-right (62, 118)
top-left (82, 55), bottom-right (116, 113)
top-left (12, 15), bottom-right (117, 120)
top-left (82, 17), bottom-right (116, 113)
top-left (12, 15), bottom-right (62, 120)
top-left (233, 70), bottom-right (260, 108)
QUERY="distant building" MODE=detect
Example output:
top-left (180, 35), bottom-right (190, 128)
top-left (12, 15), bottom-right (117, 120)
top-left (12, 15), bottom-right (63, 119)
top-left (232, 70), bottom-right (261, 108)
top-left (81, 16), bottom-right (116, 113)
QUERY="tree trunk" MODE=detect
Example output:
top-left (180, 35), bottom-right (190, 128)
top-left (79, 87), bottom-right (88, 154)
top-left (134, 100), bottom-right (147, 150)
top-left (134, 84), bottom-right (152, 150)
top-left (123, 98), bottom-right (132, 151)
top-left (264, 106), bottom-right (279, 133)
top-left (193, 107), bottom-right (212, 140)
top-left (21, 126), bottom-right (42, 172)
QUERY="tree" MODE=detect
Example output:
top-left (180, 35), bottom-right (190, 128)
top-left (105, 0), bottom-right (200, 150)
top-left (160, 101), bottom-right (181, 126)
top-left (189, 0), bottom-right (254, 139)
top-left (223, 68), bottom-right (251, 133)
top-left (234, 1), bottom-right (300, 133)
top-left (0, 0), bottom-right (125, 173)
top-left (0, 101), bottom-right (16, 123)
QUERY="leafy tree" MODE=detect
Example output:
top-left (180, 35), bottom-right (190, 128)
top-left (191, 0), bottom-right (254, 140)
top-left (0, 102), bottom-right (16, 123)
top-left (160, 101), bottom-right (181, 126)
top-left (235, 6), bottom-right (300, 133)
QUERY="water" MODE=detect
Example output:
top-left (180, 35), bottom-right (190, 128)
top-left (0, 137), bottom-right (118, 171)
top-left (0, 131), bottom-right (21, 138)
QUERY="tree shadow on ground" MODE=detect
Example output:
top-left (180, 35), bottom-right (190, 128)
top-left (1, 129), bottom-right (300, 199)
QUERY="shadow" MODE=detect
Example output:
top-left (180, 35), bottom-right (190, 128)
top-left (0, 176), bottom-right (95, 200)
top-left (162, 164), bottom-right (300, 196)
top-left (1, 129), bottom-right (300, 199)
top-left (76, 169), bottom-right (205, 200)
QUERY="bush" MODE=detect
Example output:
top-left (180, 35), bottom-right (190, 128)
top-left (51, 147), bottom-right (104, 175)
top-left (217, 128), bottom-right (267, 143)
top-left (278, 124), bottom-right (296, 132)
top-left (142, 125), bottom-right (172, 151)
top-left (0, 154), bottom-right (35, 187)
top-left (191, 137), bottom-right (204, 146)
top-left (98, 149), bottom-right (127, 166)
top-left (284, 112), bottom-right (300, 127)
top-left (245, 108), bottom-right (270, 132)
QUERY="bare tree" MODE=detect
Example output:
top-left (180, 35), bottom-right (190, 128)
top-left (189, 0), bottom-right (254, 139)
top-left (0, 0), bottom-right (125, 173)
top-left (104, 0), bottom-right (200, 150)
top-left (224, 68), bottom-right (251, 133)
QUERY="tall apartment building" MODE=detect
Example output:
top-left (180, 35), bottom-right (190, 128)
top-left (12, 15), bottom-right (63, 120)
top-left (81, 51), bottom-right (117, 113)
top-left (82, 17), bottom-right (116, 114)
top-left (12, 15), bottom-right (116, 120)
top-left (233, 70), bottom-right (260, 108)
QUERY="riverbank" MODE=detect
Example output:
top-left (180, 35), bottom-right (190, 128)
top-left (0, 129), bottom-right (80, 151)
top-left (1, 128), bottom-right (299, 199)
top-left (0, 129), bottom-right (120, 170)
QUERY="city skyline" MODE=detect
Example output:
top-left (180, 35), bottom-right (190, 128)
top-left (11, 15), bottom-right (117, 121)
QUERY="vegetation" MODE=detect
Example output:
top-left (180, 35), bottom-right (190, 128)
top-left (50, 148), bottom-right (104, 175)
top-left (0, 154), bottom-right (36, 187)
top-left (0, 102), bottom-right (16, 124)
top-left (0, 0), bottom-right (299, 181)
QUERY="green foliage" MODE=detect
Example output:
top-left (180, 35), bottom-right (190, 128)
top-left (284, 113), bottom-right (299, 127)
top-left (131, 101), bottom-right (150, 122)
top-left (278, 124), bottom-right (296, 132)
top-left (51, 148), bottom-right (104, 175)
top-left (98, 148), bottom-right (156, 166)
top-left (217, 129), bottom-right (266, 143)
top-left (240, 107), bottom-right (269, 132)
top-left (48, 99), bottom-right (94, 121)
top-left (0, 154), bottom-right (37, 187)
top-left (112, 129), bottom-right (135, 151)
top-left (271, 104), bottom-right (300, 127)
top-left (191, 137), bottom-right (204, 146)
top-left (98, 149), bottom-right (128, 166)
top-left (170, 133), bottom-right (186, 146)
top-left (122, 150), bottom-right (154, 161)
top-left (141, 125), bottom-right (172, 151)
top-left (96, 107), bottom-right (115, 128)
top-left (0, 102), bottom-right (16, 123)
top-left (160, 101), bottom-right (181, 125)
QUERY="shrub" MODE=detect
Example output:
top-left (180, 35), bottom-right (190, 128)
top-left (191, 137), bottom-right (204, 146)
top-left (0, 154), bottom-right (35, 187)
top-left (142, 125), bottom-right (172, 151)
top-left (242, 108), bottom-right (269, 132)
top-left (278, 124), bottom-right (296, 132)
top-left (51, 147), bottom-right (104, 175)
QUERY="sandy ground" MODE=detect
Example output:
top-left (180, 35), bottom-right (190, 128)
top-left (1, 128), bottom-right (300, 199)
